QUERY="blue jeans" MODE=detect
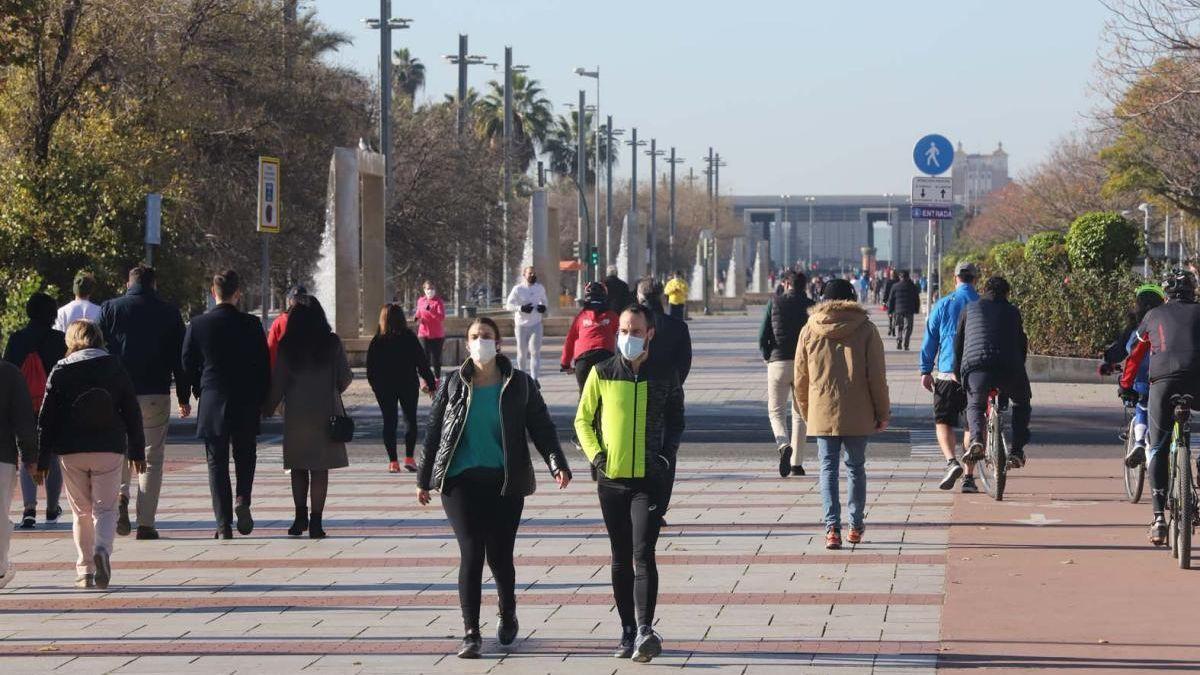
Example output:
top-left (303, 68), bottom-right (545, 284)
top-left (20, 456), bottom-right (62, 513)
top-left (817, 436), bottom-right (868, 532)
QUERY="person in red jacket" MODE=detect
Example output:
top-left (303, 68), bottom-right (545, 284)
top-left (266, 285), bottom-right (306, 370)
top-left (414, 280), bottom-right (447, 380)
top-left (562, 282), bottom-right (619, 392)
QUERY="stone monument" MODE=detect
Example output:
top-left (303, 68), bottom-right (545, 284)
top-left (313, 146), bottom-right (386, 339)
top-left (751, 239), bottom-right (771, 293)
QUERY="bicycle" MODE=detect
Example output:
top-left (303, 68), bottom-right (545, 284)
top-left (1166, 394), bottom-right (1198, 568)
top-left (975, 388), bottom-right (1011, 501)
top-left (1120, 402), bottom-right (1146, 504)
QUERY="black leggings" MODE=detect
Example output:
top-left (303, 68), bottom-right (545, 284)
top-left (1146, 377), bottom-right (1200, 514)
top-left (291, 470), bottom-right (329, 515)
top-left (441, 469), bottom-right (525, 630)
top-left (421, 337), bottom-right (444, 380)
top-left (375, 388), bottom-right (419, 462)
top-left (574, 349), bottom-right (614, 392)
top-left (598, 477), bottom-right (664, 629)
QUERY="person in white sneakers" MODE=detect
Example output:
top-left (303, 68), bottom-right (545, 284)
top-left (54, 271), bottom-right (102, 331)
top-left (505, 266), bottom-right (549, 381)
top-left (0, 352), bottom-right (39, 589)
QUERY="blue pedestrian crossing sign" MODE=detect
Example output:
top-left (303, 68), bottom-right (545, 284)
top-left (913, 134), bottom-right (954, 176)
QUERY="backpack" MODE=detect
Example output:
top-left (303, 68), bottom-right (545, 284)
top-left (19, 353), bottom-right (47, 414)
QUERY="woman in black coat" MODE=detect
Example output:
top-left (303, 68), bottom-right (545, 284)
top-left (366, 304), bottom-right (435, 473)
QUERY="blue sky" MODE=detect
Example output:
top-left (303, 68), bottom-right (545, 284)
top-left (312, 0), bottom-right (1112, 195)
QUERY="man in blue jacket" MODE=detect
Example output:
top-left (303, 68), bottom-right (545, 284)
top-left (919, 261), bottom-right (979, 492)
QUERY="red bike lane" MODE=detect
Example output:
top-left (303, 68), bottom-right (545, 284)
top-left (938, 458), bottom-right (1200, 671)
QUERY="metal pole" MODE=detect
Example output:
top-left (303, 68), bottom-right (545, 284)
top-left (648, 138), bottom-right (658, 278)
top-left (909, 210), bottom-right (915, 275)
top-left (380, 0), bottom-right (392, 199)
top-left (808, 201), bottom-right (814, 271)
top-left (706, 147), bottom-right (713, 199)
top-left (261, 235), bottom-right (269, 325)
top-left (576, 89), bottom-right (588, 293)
top-left (926, 219), bottom-right (935, 311)
top-left (502, 46), bottom-right (513, 297)
top-left (1144, 208), bottom-right (1151, 277)
top-left (605, 115), bottom-right (614, 270)
top-left (1165, 210), bottom-right (1172, 266)
top-left (630, 128), bottom-right (639, 222)
top-left (594, 72), bottom-right (601, 273)
top-left (669, 147), bottom-right (677, 269)
top-left (456, 35), bottom-right (468, 135)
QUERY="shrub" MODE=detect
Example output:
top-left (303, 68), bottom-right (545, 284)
top-left (1024, 231), bottom-right (1069, 270)
top-left (1065, 211), bottom-right (1140, 272)
top-left (989, 241), bottom-right (1025, 277)
top-left (1008, 264), bottom-right (1138, 358)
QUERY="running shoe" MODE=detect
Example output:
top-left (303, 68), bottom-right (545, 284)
top-left (457, 631), bottom-right (482, 659)
top-left (18, 509), bottom-right (35, 529)
top-left (1150, 516), bottom-right (1168, 546)
top-left (825, 529), bottom-right (842, 550)
top-left (93, 549), bottom-right (111, 590)
top-left (404, 457), bottom-right (417, 472)
top-left (632, 626), bottom-right (662, 663)
top-left (939, 459), bottom-right (964, 490)
top-left (387, 460), bottom-right (401, 473)
top-left (1008, 449), bottom-right (1026, 469)
top-left (961, 476), bottom-right (979, 494)
top-left (45, 504), bottom-right (62, 524)
top-left (497, 613), bottom-right (519, 646)
top-left (234, 503), bottom-right (254, 535)
top-left (613, 626), bottom-right (637, 658)
top-left (963, 442), bottom-right (985, 463)
top-left (847, 527), bottom-right (864, 545)
top-left (75, 574), bottom-right (95, 589)
top-left (777, 444), bottom-right (792, 478)
top-left (1125, 442), bottom-right (1146, 469)
top-left (116, 495), bottom-right (131, 536)
top-left (790, 465), bottom-right (806, 476)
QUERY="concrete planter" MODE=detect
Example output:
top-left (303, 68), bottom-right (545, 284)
top-left (1026, 354), bottom-right (1106, 384)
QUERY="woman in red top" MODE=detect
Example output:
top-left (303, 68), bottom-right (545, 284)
top-left (561, 282), bottom-right (619, 392)
top-left (413, 280), bottom-right (446, 380)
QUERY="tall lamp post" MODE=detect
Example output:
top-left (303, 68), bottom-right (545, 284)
top-left (626, 128), bottom-right (647, 274)
top-left (603, 120), bottom-right (624, 269)
top-left (666, 149), bottom-right (685, 271)
top-left (499, 51), bottom-right (529, 297)
top-left (882, 193), bottom-right (893, 272)
top-left (805, 196), bottom-right (816, 271)
top-left (646, 139), bottom-right (664, 277)
top-left (1139, 202), bottom-right (1152, 277)
top-left (574, 67), bottom-right (600, 271)
top-left (781, 194), bottom-right (791, 269)
top-left (443, 37), bottom-right (487, 313)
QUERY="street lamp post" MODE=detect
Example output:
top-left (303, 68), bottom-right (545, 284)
top-left (805, 196), bottom-right (816, 271)
top-left (667, 148), bottom-right (684, 271)
top-left (576, 90), bottom-right (589, 294)
top-left (1139, 202), bottom-right (1152, 277)
top-left (575, 67), bottom-right (600, 271)
top-left (605, 120), bottom-right (624, 269)
top-left (781, 194), bottom-right (791, 269)
top-left (626, 128), bottom-right (647, 274)
top-left (443, 37), bottom-right (487, 313)
top-left (646, 139), bottom-right (664, 277)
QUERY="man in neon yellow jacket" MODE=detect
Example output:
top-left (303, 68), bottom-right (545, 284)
top-left (574, 305), bottom-right (685, 663)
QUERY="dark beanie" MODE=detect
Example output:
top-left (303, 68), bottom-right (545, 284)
top-left (823, 278), bottom-right (857, 301)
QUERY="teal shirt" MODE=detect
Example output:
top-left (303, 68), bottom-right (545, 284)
top-left (447, 382), bottom-right (505, 477)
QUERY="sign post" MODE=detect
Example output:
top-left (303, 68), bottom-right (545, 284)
top-left (910, 135), bottom-right (953, 311)
top-left (257, 157), bottom-right (281, 325)
top-left (145, 193), bottom-right (162, 267)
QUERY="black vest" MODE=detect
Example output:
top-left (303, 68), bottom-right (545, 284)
top-left (768, 292), bottom-right (813, 362)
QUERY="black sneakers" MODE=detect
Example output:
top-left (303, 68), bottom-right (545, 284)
top-left (1125, 442), bottom-right (1147, 469)
top-left (116, 495), bottom-right (131, 536)
top-left (777, 445), bottom-right (792, 478)
top-left (457, 631), bottom-right (482, 659)
top-left (497, 613), bottom-right (519, 646)
top-left (135, 526), bottom-right (159, 540)
top-left (93, 550), bottom-right (111, 590)
top-left (19, 509), bottom-right (35, 529)
top-left (234, 503), bottom-right (254, 535)
top-left (1150, 516), bottom-right (1168, 546)
top-left (613, 626), bottom-right (637, 658)
top-left (939, 459), bottom-right (964, 490)
top-left (961, 476), bottom-right (979, 494)
top-left (1008, 449), bottom-right (1026, 469)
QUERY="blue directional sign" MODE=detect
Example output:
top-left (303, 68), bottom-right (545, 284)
top-left (911, 205), bottom-right (954, 220)
top-left (913, 134), bottom-right (954, 176)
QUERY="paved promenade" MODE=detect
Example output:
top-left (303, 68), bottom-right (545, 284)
top-left (2, 307), bottom-right (1196, 673)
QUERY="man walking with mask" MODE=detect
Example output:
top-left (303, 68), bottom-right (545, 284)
top-left (505, 266), bottom-right (549, 382)
top-left (575, 305), bottom-right (685, 663)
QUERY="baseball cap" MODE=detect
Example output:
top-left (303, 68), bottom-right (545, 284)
top-left (954, 260), bottom-right (979, 277)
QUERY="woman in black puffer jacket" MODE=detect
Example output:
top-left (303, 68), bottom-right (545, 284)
top-left (37, 321), bottom-right (144, 591)
top-left (416, 316), bottom-right (571, 659)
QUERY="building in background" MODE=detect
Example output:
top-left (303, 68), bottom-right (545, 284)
top-left (731, 195), bottom-right (959, 276)
top-left (951, 142), bottom-right (1010, 214)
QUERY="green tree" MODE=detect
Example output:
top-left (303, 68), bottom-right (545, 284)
top-left (543, 111), bottom-right (615, 186)
top-left (1024, 231), bottom-right (1069, 270)
top-left (475, 73), bottom-right (554, 174)
top-left (392, 47), bottom-right (425, 101)
top-left (1065, 211), bottom-right (1140, 272)
top-left (988, 241), bottom-right (1025, 278)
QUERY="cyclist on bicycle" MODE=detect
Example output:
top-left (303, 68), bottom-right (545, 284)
top-left (1113, 285), bottom-right (1166, 467)
top-left (953, 276), bottom-right (1032, 468)
top-left (1120, 269), bottom-right (1200, 545)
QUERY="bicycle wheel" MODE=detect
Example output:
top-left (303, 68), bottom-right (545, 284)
top-left (1177, 441), bottom-right (1193, 569)
top-left (1124, 417), bottom-right (1145, 504)
top-left (979, 404), bottom-right (1006, 501)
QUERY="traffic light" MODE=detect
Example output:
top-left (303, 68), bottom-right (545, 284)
top-left (571, 240), bottom-right (581, 259)
top-left (589, 246), bottom-right (599, 266)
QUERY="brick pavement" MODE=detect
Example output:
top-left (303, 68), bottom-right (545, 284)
top-left (0, 307), bottom-right (1134, 673)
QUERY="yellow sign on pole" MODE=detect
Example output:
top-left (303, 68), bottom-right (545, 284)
top-left (257, 156), bottom-right (281, 233)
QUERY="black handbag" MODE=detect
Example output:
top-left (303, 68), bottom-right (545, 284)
top-left (327, 358), bottom-right (354, 443)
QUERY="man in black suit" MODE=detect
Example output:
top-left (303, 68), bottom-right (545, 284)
top-left (182, 270), bottom-right (270, 539)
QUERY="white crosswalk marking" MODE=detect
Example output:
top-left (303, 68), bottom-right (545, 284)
top-left (909, 428), bottom-right (945, 460)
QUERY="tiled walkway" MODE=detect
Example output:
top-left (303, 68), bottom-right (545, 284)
top-left (1, 449), bottom-right (948, 674)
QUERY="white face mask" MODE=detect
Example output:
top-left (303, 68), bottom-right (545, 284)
top-left (617, 334), bottom-right (646, 361)
top-left (469, 338), bottom-right (497, 365)
top-left (424, 289), bottom-right (435, 299)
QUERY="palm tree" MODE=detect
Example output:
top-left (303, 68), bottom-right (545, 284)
top-left (392, 48), bottom-right (425, 101)
top-left (474, 73), bottom-right (554, 174)
top-left (543, 111), bottom-right (615, 186)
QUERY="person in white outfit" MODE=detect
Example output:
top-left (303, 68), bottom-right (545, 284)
top-left (54, 271), bottom-right (102, 331)
top-left (505, 266), bottom-right (549, 381)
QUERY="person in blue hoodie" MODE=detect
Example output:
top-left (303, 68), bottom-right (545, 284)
top-left (918, 261), bottom-right (980, 493)
top-left (1119, 284), bottom-right (1166, 468)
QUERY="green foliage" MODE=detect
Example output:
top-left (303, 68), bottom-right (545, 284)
top-left (1010, 265), bottom-right (1139, 358)
top-left (0, 270), bottom-right (58, 349)
top-left (1023, 231), bottom-right (1069, 270)
top-left (989, 241), bottom-right (1025, 277)
top-left (1065, 211), bottom-right (1140, 272)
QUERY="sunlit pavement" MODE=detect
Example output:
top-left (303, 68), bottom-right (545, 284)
top-left (2, 309), bottom-right (1194, 673)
